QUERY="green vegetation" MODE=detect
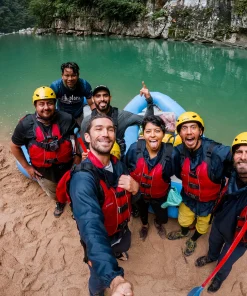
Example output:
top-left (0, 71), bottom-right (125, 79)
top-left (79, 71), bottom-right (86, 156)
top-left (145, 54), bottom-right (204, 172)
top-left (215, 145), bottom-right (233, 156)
top-left (28, 0), bottom-right (147, 26)
top-left (152, 8), bottom-right (168, 20)
top-left (0, 0), bottom-right (35, 33)
top-left (97, 0), bottom-right (147, 23)
top-left (1, 0), bottom-right (246, 35)
top-left (233, 0), bottom-right (247, 16)
top-left (0, 0), bottom-right (147, 32)
top-left (29, 0), bottom-right (55, 27)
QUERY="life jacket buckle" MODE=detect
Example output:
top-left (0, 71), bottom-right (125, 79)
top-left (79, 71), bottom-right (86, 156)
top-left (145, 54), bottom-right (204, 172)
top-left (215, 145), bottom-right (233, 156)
top-left (116, 191), bottom-right (125, 198)
top-left (141, 182), bottom-right (151, 189)
top-left (118, 203), bottom-right (128, 214)
top-left (45, 158), bottom-right (58, 164)
top-left (187, 192), bottom-right (199, 200)
top-left (237, 215), bottom-right (245, 221)
top-left (189, 172), bottom-right (197, 179)
top-left (189, 182), bottom-right (199, 189)
top-left (142, 173), bottom-right (152, 180)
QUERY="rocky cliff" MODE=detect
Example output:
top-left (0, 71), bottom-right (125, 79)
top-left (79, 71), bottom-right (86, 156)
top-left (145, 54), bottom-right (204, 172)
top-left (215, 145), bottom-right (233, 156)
top-left (39, 0), bottom-right (247, 47)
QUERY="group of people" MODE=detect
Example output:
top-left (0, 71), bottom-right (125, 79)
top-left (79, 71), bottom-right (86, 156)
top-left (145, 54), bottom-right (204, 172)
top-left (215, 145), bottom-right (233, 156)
top-left (10, 61), bottom-right (247, 296)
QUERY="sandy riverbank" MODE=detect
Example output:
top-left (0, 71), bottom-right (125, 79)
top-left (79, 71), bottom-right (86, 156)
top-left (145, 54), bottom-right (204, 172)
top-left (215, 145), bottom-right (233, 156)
top-left (0, 143), bottom-right (246, 296)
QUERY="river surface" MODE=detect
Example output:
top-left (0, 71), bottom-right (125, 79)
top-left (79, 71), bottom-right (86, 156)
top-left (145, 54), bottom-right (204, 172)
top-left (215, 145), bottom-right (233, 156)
top-left (0, 34), bottom-right (246, 144)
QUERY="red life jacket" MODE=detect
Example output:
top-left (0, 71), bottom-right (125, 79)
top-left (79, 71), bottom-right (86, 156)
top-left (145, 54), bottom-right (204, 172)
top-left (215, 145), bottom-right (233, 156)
top-left (234, 206), bottom-right (247, 243)
top-left (130, 139), bottom-right (172, 199)
top-left (28, 115), bottom-right (73, 167)
top-left (181, 143), bottom-right (222, 202)
top-left (56, 152), bottom-right (131, 237)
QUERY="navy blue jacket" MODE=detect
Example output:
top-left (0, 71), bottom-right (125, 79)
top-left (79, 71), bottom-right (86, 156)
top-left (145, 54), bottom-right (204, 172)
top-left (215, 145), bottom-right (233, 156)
top-left (69, 157), bottom-right (131, 287)
top-left (172, 137), bottom-right (232, 216)
top-left (213, 171), bottom-right (247, 245)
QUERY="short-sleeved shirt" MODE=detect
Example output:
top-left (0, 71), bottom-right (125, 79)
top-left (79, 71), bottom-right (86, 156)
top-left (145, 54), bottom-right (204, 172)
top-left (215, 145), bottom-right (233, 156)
top-left (12, 111), bottom-right (79, 183)
top-left (50, 78), bottom-right (92, 119)
top-left (81, 99), bottom-right (154, 146)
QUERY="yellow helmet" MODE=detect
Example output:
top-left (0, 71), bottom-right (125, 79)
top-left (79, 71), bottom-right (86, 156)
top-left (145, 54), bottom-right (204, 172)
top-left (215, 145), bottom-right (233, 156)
top-left (232, 132), bottom-right (247, 150)
top-left (32, 86), bottom-right (56, 104)
top-left (110, 141), bottom-right (121, 160)
top-left (162, 133), bottom-right (182, 147)
top-left (176, 111), bottom-right (204, 133)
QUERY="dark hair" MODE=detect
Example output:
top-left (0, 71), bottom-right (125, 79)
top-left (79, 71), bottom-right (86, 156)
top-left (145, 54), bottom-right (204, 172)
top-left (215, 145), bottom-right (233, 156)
top-left (61, 62), bottom-right (80, 75)
top-left (92, 85), bottom-right (111, 96)
top-left (142, 115), bottom-right (166, 133)
top-left (85, 114), bottom-right (115, 134)
top-left (232, 144), bottom-right (240, 155)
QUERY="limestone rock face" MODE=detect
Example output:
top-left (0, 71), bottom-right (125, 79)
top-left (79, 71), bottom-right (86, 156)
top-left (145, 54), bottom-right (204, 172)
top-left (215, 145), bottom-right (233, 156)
top-left (49, 0), bottom-right (247, 47)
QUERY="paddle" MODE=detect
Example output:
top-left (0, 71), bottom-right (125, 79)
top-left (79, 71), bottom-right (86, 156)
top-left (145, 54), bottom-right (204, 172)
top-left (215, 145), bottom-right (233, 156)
top-left (74, 127), bottom-right (87, 153)
top-left (188, 220), bottom-right (247, 296)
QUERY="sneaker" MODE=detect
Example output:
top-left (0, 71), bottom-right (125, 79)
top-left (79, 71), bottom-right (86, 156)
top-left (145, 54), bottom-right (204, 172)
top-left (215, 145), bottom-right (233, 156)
top-left (54, 202), bottom-right (66, 218)
top-left (115, 251), bottom-right (129, 261)
top-left (207, 277), bottom-right (222, 293)
top-left (139, 225), bottom-right (149, 241)
top-left (195, 255), bottom-right (215, 267)
top-left (167, 230), bottom-right (189, 240)
top-left (154, 220), bottom-right (166, 239)
top-left (184, 238), bottom-right (197, 256)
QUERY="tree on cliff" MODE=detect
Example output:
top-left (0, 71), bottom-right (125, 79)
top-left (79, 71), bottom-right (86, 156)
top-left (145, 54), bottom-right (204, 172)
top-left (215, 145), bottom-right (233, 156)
top-left (28, 0), bottom-right (147, 27)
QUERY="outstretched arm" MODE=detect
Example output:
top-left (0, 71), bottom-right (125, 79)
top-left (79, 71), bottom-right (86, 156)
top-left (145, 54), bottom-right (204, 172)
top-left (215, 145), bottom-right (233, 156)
top-left (140, 81), bottom-right (154, 117)
top-left (70, 171), bottom-right (125, 287)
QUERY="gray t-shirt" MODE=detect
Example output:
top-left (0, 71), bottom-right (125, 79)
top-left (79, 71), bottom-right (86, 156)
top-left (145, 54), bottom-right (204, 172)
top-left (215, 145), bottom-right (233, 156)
top-left (80, 99), bottom-right (154, 144)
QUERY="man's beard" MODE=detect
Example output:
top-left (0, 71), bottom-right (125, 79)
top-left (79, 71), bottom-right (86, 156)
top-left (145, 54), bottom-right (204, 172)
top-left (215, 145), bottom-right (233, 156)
top-left (36, 112), bottom-right (55, 124)
top-left (91, 139), bottom-right (113, 155)
top-left (95, 101), bottom-right (110, 112)
top-left (235, 162), bottom-right (247, 181)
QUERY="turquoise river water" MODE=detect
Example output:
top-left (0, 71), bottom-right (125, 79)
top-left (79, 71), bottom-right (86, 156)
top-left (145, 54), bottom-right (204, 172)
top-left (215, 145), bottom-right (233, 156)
top-left (0, 34), bottom-right (246, 144)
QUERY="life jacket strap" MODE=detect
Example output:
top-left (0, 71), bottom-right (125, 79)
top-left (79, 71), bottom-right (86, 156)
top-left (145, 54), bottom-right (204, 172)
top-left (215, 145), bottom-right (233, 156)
top-left (187, 192), bottom-right (199, 200)
top-left (141, 182), bottom-right (151, 189)
top-left (189, 182), bottom-right (199, 189)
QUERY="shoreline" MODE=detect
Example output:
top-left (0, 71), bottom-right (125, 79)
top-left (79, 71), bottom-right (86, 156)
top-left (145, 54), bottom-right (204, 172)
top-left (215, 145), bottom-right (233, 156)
top-left (1, 29), bottom-right (246, 50)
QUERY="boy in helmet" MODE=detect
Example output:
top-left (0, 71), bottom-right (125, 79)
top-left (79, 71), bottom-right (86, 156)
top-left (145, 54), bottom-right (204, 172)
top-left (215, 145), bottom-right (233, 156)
top-left (167, 112), bottom-right (232, 256)
top-left (11, 86), bottom-right (81, 217)
top-left (194, 132), bottom-right (247, 293)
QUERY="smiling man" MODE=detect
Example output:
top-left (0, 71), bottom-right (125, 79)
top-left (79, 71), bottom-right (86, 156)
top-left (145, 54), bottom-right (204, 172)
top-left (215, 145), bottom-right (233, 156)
top-left (80, 84), bottom-right (154, 159)
top-left (70, 115), bottom-right (138, 296)
top-left (11, 86), bottom-right (80, 217)
top-left (167, 112), bottom-right (232, 256)
top-left (50, 62), bottom-right (94, 125)
top-left (195, 132), bottom-right (247, 293)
